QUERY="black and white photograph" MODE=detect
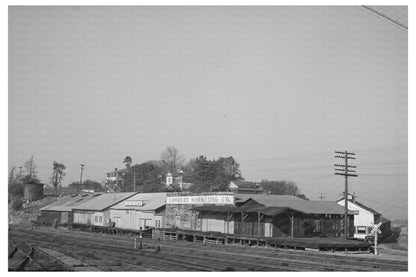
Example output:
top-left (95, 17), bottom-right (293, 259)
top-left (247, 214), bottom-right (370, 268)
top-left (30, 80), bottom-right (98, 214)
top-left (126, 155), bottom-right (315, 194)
top-left (6, 3), bottom-right (409, 272)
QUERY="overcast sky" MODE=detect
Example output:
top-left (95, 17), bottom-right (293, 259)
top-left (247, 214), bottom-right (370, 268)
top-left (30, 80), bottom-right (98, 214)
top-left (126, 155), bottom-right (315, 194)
top-left (9, 6), bottom-right (407, 219)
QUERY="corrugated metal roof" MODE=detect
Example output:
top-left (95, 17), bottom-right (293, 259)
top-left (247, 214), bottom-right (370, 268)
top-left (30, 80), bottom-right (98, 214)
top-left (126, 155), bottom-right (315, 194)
top-left (259, 207), bottom-right (297, 216)
top-left (72, 192), bottom-right (137, 211)
top-left (231, 181), bottom-right (259, 189)
top-left (40, 194), bottom-right (98, 212)
top-left (239, 194), bottom-right (355, 215)
top-left (291, 200), bottom-right (354, 215)
top-left (110, 192), bottom-right (167, 211)
top-left (193, 206), bottom-right (240, 213)
top-left (337, 198), bottom-right (381, 215)
top-left (192, 205), bottom-right (297, 216)
top-left (236, 194), bottom-right (305, 204)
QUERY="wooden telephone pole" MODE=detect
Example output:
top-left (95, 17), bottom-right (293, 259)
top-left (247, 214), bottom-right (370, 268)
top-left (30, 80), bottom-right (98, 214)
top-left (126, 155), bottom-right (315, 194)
top-left (79, 164), bottom-right (85, 195)
top-left (335, 151), bottom-right (358, 239)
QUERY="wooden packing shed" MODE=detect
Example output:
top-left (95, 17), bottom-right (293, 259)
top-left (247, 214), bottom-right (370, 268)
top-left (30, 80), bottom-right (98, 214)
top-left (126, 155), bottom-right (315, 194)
top-left (193, 196), bottom-right (356, 238)
top-left (72, 192), bottom-right (137, 226)
top-left (38, 194), bottom-right (97, 226)
top-left (164, 192), bottom-right (235, 231)
top-left (192, 206), bottom-right (239, 234)
top-left (109, 192), bottom-right (167, 230)
top-left (192, 205), bottom-right (294, 237)
top-left (240, 195), bottom-right (356, 238)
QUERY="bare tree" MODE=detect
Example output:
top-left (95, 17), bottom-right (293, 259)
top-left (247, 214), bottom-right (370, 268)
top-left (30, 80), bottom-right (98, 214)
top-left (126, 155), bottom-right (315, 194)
top-left (220, 156), bottom-right (242, 183)
top-left (160, 146), bottom-right (185, 173)
top-left (9, 167), bottom-right (16, 186)
top-left (24, 155), bottom-right (37, 180)
top-left (50, 161), bottom-right (66, 200)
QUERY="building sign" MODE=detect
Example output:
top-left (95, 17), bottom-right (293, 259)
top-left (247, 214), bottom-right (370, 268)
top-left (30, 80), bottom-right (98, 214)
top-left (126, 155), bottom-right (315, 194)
top-left (166, 195), bottom-right (234, 205)
top-left (125, 200), bottom-right (144, 206)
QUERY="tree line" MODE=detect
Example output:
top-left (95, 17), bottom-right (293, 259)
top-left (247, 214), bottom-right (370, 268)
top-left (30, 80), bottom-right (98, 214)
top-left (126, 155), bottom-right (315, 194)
top-left (9, 148), bottom-right (309, 208)
top-left (113, 146), bottom-right (307, 199)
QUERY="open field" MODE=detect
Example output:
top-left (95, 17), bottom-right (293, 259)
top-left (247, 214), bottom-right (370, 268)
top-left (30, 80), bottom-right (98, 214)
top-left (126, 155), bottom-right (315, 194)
top-left (8, 225), bottom-right (407, 271)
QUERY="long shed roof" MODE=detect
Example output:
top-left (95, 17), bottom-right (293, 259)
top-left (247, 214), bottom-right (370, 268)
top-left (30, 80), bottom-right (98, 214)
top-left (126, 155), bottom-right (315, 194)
top-left (40, 194), bottom-right (98, 212)
top-left (238, 194), bottom-right (355, 215)
top-left (72, 192), bottom-right (137, 211)
top-left (110, 192), bottom-right (167, 211)
top-left (193, 205), bottom-right (296, 216)
top-left (336, 198), bottom-right (381, 215)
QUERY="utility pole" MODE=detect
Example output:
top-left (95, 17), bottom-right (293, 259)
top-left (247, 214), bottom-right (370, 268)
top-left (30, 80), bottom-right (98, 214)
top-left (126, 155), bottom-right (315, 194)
top-left (122, 172), bottom-right (125, 192)
top-left (79, 164), bottom-right (85, 195)
top-left (18, 166), bottom-right (22, 181)
top-left (335, 151), bottom-right (358, 239)
top-left (133, 171), bottom-right (136, 192)
top-left (318, 193), bottom-right (325, 201)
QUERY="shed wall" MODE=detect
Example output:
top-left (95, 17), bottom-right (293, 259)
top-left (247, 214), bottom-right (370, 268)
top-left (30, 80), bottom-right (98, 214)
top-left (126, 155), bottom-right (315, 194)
top-left (40, 210), bottom-right (62, 226)
top-left (74, 211), bottom-right (94, 225)
top-left (199, 212), bottom-right (234, 234)
top-left (110, 209), bottom-right (161, 230)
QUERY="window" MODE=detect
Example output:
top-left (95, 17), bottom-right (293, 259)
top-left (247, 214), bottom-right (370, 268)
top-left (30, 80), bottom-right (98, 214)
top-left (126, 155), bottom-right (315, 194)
top-left (294, 219), bottom-right (301, 236)
top-left (99, 216), bottom-right (102, 223)
top-left (95, 216), bottom-right (98, 222)
top-left (125, 200), bottom-right (144, 206)
top-left (357, 226), bottom-right (367, 234)
top-left (314, 220), bottom-right (321, 232)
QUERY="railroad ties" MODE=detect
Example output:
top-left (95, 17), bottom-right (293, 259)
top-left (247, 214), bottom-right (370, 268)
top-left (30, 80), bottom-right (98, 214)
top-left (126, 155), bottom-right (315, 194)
top-left (9, 226), bottom-right (408, 271)
top-left (153, 228), bottom-right (372, 253)
top-left (8, 241), bottom-right (72, 271)
top-left (65, 224), bottom-right (372, 253)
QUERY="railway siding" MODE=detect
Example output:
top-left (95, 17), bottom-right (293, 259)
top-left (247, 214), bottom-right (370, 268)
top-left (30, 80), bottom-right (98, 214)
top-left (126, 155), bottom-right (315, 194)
top-left (9, 226), bottom-right (408, 272)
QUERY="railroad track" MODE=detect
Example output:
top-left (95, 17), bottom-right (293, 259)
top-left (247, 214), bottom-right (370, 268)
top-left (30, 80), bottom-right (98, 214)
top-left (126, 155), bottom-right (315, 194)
top-left (9, 242), bottom-right (45, 271)
top-left (9, 226), bottom-right (408, 271)
top-left (9, 239), bottom-right (73, 272)
top-left (9, 229), bottom-right (299, 271)
top-left (202, 241), bottom-right (408, 271)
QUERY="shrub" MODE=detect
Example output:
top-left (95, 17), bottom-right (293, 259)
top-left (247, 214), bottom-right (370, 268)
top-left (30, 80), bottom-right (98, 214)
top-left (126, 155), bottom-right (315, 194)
top-left (11, 198), bottom-right (24, 211)
top-left (9, 182), bottom-right (24, 198)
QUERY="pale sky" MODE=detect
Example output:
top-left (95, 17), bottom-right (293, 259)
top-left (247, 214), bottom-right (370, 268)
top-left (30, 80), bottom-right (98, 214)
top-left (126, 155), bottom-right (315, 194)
top-left (9, 6), bottom-right (407, 219)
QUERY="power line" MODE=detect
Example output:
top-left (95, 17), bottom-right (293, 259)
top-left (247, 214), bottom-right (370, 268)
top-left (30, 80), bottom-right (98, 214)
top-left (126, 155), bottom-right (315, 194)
top-left (358, 196), bottom-right (408, 211)
top-left (362, 5), bottom-right (408, 30)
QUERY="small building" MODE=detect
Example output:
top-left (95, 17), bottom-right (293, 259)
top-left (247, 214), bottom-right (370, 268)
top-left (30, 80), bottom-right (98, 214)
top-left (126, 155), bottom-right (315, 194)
top-left (73, 192), bottom-right (137, 226)
top-left (229, 181), bottom-right (263, 194)
top-left (39, 194), bottom-right (97, 226)
top-left (24, 182), bottom-right (44, 202)
top-left (110, 192), bottom-right (167, 230)
top-left (337, 194), bottom-right (388, 239)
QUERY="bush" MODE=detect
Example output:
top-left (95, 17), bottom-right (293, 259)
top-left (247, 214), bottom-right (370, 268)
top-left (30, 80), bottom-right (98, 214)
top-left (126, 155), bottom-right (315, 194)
top-left (9, 182), bottom-right (24, 198)
top-left (11, 198), bottom-right (24, 211)
top-left (380, 227), bottom-right (401, 243)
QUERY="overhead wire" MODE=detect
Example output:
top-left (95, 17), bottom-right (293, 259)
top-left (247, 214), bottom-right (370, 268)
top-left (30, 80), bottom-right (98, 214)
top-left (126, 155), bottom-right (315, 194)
top-left (361, 5), bottom-right (408, 30)
top-left (358, 196), bottom-right (408, 211)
